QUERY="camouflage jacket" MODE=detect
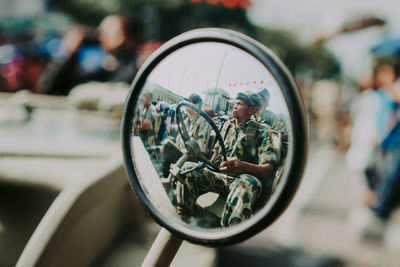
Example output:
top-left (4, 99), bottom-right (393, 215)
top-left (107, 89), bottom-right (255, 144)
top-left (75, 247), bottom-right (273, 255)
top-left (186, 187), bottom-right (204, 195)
top-left (256, 109), bottom-right (289, 159)
top-left (257, 109), bottom-right (281, 130)
top-left (176, 115), bottom-right (212, 155)
top-left (214, 119), bottom-right (278, 168)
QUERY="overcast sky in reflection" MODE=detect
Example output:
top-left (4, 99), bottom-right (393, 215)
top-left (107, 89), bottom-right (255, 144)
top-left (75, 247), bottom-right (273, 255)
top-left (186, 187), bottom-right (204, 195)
top-left (148, 42), bottom-right (288, 114)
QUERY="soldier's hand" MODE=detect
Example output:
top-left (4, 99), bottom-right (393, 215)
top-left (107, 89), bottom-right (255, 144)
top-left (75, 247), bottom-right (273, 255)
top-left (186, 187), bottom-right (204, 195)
top-left (220, 157), bottom-right (243, 176)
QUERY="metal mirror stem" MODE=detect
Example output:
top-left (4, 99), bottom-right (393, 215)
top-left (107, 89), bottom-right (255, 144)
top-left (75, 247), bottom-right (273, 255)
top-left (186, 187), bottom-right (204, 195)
top-left (141, 228), bottom-right (183, 267)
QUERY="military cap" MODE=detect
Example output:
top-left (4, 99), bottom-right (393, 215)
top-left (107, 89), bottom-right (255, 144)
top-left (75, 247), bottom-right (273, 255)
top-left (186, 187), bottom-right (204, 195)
top-left (257, 88), bottom-right (270, 107)
top-left (236, 91), bottom-right (261, 108)
top-left (187, 93), bottom-right (203, 107)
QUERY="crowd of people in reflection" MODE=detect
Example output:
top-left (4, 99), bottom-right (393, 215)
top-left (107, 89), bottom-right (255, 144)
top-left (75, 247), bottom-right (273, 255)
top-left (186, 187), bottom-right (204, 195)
top-left (134, 87), bottom-right (289, 227)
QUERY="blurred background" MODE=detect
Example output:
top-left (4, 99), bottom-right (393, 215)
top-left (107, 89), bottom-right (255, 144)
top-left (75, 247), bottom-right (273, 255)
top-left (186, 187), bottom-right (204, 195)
top-left (1, 0), bottom-right (400, 266)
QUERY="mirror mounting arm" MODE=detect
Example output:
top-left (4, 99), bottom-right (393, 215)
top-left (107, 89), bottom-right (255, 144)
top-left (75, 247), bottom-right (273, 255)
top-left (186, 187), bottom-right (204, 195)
top-left (141, 228), bottom-right (183, 267)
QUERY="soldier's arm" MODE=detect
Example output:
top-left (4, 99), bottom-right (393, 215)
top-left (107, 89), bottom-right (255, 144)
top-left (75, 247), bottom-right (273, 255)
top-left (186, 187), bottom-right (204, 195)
top-left (220, 158), bottom-right (273, 180)
top-left (220, 127), bottom-right (278, 179)
top-left (197, 120), bottom-right (211, 155)
top-left (256, 128), bottom-right (278, 175)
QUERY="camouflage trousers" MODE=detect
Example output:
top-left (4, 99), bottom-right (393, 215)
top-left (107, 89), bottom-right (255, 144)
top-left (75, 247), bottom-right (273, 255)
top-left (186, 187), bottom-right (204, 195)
top-left (174, 161), bottom-right (262, 227)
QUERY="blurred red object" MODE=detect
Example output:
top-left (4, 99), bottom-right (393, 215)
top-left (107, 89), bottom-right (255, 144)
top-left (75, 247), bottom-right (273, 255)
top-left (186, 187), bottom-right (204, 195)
top-left (202, 107), bottom-right (216, 118)
top-left (221, 0), bottom-right (240, 9)
top-left (238, 0), bottom-right (251, 9)
top-left (206, 0), bottom-right (219, 5)
top-left (190, 0), bottom-right (251, 9)
top-left (136, 41), bottom-right (164, 68)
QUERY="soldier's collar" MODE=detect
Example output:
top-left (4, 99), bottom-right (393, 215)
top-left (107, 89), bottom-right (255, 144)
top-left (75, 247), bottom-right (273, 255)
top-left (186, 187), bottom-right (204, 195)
top-left (234, 118), bottom-right (251, 129)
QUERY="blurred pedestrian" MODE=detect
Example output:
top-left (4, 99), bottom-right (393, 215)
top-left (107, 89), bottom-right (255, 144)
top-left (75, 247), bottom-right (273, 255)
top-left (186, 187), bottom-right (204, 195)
top-left (347, 64), bottom-right (400, 239)
top-left (347, 65), bottom-right (398, 203)
top-left (369, 65), bottom-right (400, 221)
top-left (0, 36), bottom-right (48, 92)
top-left (35, 24), bottom-right (96, 94)
top-left (135, 91), bottom-right (157, 148)
top-left (37, 15), bottom-right (143, 95)
top-left (309, 80), bottom-right (340, 143)
top-left (97, 14), bottom-right (143, 83)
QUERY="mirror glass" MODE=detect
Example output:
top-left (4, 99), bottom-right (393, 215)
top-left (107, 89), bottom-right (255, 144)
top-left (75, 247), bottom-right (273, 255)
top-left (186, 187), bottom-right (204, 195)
top-left (130, 42), bottom-right (292, 231)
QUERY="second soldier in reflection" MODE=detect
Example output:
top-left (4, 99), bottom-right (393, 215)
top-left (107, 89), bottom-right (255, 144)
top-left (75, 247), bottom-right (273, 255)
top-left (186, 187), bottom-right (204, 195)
top-left (255, 88), bottom-right (280, 129)
top-left (176, 93), bottom-right (213, 155)
top-left (256, 87), bottom-right (289, 159)
top-left (161, 93), bottom-right (212, 177)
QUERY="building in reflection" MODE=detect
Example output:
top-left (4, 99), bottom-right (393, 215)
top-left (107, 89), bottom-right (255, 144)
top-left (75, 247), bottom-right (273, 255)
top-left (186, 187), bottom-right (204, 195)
top-left (143, 81), bottom-right (184, 104)
top-left (204, 87), bottom-right (231, 115)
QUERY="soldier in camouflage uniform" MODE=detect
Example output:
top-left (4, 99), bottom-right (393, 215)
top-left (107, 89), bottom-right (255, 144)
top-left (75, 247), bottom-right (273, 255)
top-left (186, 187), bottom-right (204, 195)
top-left (173, 92), bottom-right (278, 227)
top-left (135, 91), bottom-right (157, 148)
top-left (256, 88), bottom-right (289, 159)
top-left (175, 93), bottom-right (212, 156)
top-left (255, 88), bottom-right (281, 130)
top-left (161, 93), bottom-right (212, 177)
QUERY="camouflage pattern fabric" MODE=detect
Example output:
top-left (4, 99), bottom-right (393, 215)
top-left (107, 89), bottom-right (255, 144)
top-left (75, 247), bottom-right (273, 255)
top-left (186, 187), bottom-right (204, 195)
top-left (214, 119), bottom-right (277, 167)
top-left (174, 119), bottom-right (278, 227)
top-left (176, 115), bottom-right (212, 156)
top-left (257, 109), bottom-right (289, 159)
top-left (161, 114), bottom-right (212, 178)
top-left (175, 162), bottom-right (262, 226)
top-left (257, 109), bottom-right (281, 131)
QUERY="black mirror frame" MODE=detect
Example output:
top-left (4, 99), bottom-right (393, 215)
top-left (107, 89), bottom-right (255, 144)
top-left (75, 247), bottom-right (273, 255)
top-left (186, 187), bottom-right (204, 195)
top-left (121, 28), bottom-right (308, 246)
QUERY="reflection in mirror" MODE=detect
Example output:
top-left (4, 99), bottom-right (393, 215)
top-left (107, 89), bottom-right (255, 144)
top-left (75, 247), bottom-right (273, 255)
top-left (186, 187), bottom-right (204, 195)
top-left (132, 42), bottom-right (291, 230)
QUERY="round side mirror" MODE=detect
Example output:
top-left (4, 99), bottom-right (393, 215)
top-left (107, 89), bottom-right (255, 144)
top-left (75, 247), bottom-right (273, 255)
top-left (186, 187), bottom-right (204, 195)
top-left (122, 28), bottom-right (308, 246)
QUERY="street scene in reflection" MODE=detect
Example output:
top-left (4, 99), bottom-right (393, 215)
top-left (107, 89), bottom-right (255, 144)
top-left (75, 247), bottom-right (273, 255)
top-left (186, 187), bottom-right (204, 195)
top-left (132, 42), bottom-right (291, 228)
